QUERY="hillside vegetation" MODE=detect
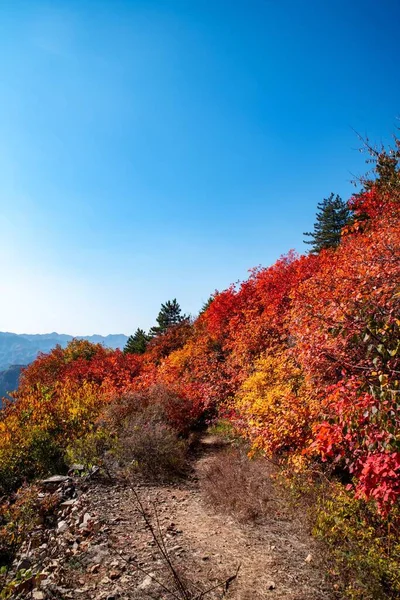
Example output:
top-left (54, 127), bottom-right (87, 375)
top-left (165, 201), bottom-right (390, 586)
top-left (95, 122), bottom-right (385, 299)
top-left (0, 138), bottom-right (399, 599)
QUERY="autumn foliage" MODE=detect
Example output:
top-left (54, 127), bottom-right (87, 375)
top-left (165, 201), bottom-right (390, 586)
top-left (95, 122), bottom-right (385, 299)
top-left (0, 144), bottom-right (399, 529)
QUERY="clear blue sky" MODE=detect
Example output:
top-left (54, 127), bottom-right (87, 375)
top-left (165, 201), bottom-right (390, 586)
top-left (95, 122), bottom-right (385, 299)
top-left (1, 0), bottom-right (399, 335)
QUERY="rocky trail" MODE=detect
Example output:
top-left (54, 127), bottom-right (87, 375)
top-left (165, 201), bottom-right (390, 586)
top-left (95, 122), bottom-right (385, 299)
top-left (12, 437), bottom-right (334, 600)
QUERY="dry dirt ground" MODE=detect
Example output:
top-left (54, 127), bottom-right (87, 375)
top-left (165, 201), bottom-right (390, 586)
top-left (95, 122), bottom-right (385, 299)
top-left (49, 436), bottom-right (334, 600)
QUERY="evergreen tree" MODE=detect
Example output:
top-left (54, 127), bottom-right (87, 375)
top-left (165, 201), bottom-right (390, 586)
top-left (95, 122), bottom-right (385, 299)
top-left (199, 296), bottom-right (214, 315)
top-left (304, 193), bottom-right (351, 253)
top-left (149, 299), bottom-right (187, 337)
top-left (124, 328), bottom-right (149, 354)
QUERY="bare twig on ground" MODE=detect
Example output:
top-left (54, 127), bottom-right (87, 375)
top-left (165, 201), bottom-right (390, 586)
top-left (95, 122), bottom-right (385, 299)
top-left (116, 486), bottom-right (240, 599)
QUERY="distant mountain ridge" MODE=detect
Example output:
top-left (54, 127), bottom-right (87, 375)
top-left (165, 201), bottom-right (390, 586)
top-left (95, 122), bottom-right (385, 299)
top-left (0, 364), bottom-right (24, 403)
top-left (0, 332), bottom-right (129, 371)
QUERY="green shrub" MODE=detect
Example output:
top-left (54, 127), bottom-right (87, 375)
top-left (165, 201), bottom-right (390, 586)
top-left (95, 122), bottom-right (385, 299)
top-left (66, 429), bottom-right (116, 477)
top-left (0, 430), bottom-right (65, 497)
top-left (207, 419), bottom-right (238, 442)
top-left (313, 484), bottom-right (400, 599)
top-left (24, 428), bottom-right (66, 477)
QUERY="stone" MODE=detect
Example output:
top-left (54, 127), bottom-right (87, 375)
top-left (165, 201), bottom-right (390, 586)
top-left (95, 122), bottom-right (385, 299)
top-left (109, 570), bottom-right (120, 580)
top-left (305, 553), bottom-right (313, 563)
top-left (69, 464), bottom-right (85, 472)
top-left (82, 512), bottom-right (92, 526)
top-left (57, 520), bottom-right (68, 533)
top-left (267, 581), bottom-right (276, 590)
top-left (61, 499), bottom-right (77, 508)
top-left (16, 556), bottom-right (33, 571)
top-left (138, 574), bottom-right (155, 590)
top-left (42, 475), bottom-right (70, 486)
top-left (89, 546), bottom-right (109, 565)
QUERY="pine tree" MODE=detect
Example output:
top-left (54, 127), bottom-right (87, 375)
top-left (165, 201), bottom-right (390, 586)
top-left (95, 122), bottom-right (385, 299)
top-left (199, 296), bottom-right (214, 315)
top-left (149, 299), bottom-right (187, 337)
top-left (124, 328), bottom-right (149, 354)
top-left (304, 193), bottom-right (351, 253)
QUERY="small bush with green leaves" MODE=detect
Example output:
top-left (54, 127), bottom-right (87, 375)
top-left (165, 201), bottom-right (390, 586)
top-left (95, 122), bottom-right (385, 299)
top-left (313, 484), bottom-right (400, 600)
top-left (66, 429), bottom-right (116, 477)
top-left (0, 429), bottom-right (66, 497)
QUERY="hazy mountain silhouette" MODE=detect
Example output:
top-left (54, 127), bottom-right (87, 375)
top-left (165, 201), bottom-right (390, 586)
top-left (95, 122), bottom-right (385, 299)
top-left (0, 364), bottom-right (24, 402)
top-left (0, 332), bottom-right (128, 371)
top-left (0, 332), bottom-right (129, 403)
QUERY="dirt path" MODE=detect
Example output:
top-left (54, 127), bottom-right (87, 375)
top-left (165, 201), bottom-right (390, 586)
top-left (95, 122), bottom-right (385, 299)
top-left (50, 436), bottom-right (334, 600)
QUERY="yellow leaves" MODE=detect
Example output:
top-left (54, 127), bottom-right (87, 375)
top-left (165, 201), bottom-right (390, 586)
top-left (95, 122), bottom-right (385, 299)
top-left (286, 452), bottom-right (309, 473)
top-left (233, 351), bottom-right (316, 457)
top-left (378, 373), bottom-right (389, 387)
top-left (0, 377), bottom-right (108, 494)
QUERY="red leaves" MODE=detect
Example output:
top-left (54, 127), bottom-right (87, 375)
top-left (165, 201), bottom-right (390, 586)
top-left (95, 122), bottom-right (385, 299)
top-left (356, 452), bottom-right (400, 515)
top-left (349, 187), bottom-right (399, 224)
top-left (19, 341), bottom-right (142, 399)
top-left (308, 377), bottom-right (400, 513)
top-left (3, 181), bottom-right (400, 515)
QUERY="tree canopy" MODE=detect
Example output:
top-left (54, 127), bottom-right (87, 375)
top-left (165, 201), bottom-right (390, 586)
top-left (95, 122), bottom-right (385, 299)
top-left (124, 328), bottom-right (149, 355)
top-left (149, 299), bottom-right (187, 337)
top-left (304, 193), bottom-right (351, 253)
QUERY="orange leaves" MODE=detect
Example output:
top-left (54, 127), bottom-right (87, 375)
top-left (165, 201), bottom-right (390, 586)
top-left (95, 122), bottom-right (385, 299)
top-left (289, 209), bottom-right (400, 386)
top-left (2, 175), bottom-right (400, 514)
top-left (143, 321), bottom-right (194, 365)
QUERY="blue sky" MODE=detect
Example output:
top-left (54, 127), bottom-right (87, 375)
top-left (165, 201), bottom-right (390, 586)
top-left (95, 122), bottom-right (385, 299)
top-left (1, 0), bottom-right (399, 335)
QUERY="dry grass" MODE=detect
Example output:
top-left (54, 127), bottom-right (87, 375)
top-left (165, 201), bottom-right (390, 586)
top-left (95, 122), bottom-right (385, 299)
top-left (104, 384), bottom-right (199, 436)
top-left (117, 405), bottom-right (189, 482)
top-left (200, 447), bottom-right (277, 523)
